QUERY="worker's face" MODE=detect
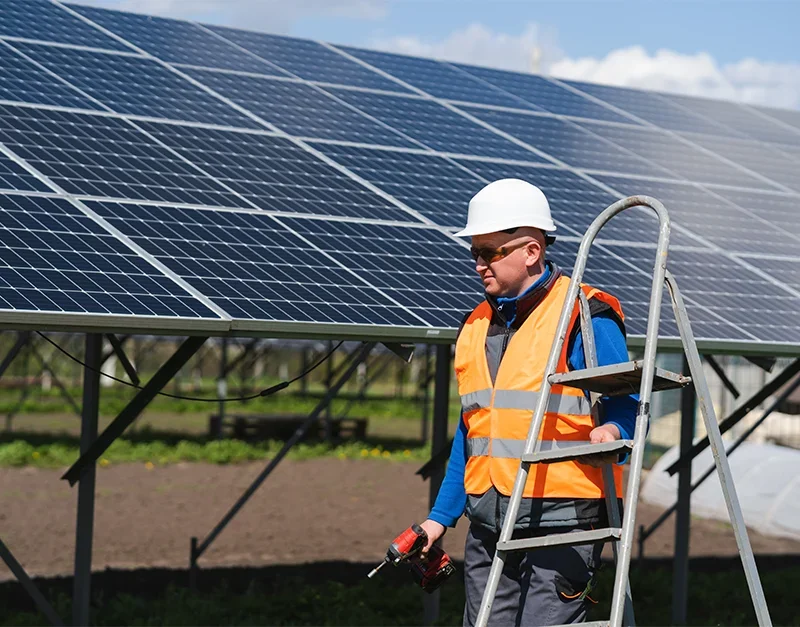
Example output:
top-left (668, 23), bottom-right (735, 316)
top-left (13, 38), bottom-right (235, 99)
top-left (470, 231), bottom-right (543, 297)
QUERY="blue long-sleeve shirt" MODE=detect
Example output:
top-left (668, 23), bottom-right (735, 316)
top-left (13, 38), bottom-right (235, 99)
top-left (429, 274), bottom-right (639, 528)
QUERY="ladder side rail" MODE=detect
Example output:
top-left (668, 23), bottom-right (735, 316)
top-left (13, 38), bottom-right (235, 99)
top-left (665, 271), bottom-right (772, 627)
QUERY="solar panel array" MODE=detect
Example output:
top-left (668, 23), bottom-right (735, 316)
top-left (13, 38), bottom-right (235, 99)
top-left (0, 0), bottom-right (798, 353)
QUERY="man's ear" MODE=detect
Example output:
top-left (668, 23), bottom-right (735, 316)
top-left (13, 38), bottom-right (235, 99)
top-left (525, 240), bottom-right (542, 268)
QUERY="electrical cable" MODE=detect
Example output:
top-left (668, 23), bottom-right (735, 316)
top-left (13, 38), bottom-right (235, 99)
top-left (35, 332), bottom-right (343, 402)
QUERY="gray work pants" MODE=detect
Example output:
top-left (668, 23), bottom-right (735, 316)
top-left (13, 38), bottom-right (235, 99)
top-left (463, 523), bottom-right (602, 627)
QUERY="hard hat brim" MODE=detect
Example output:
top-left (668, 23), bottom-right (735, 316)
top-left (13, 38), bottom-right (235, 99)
top-left (453, 220), bottom-right (557, 238)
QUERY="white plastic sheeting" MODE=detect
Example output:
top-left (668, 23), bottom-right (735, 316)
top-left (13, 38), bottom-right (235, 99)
top-left (640, 441), bottom-right (800, 541)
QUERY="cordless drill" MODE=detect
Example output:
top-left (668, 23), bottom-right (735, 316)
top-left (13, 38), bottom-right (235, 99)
top-left (367, 523), bottom-right (456, 593)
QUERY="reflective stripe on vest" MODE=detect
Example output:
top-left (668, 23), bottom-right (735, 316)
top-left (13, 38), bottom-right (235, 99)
top-left (466, 437), bottom-right (595, 459)
top-left (461, 388), bottom-right (591, 416)
top-left (455, 274), bottom-right (626, 499)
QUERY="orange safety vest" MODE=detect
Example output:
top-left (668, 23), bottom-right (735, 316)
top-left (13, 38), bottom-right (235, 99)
top-left (455, 274), bottom-right (625, 499)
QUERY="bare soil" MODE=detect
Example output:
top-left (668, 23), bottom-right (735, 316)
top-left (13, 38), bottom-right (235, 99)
top-left (2, 459), bottom-right (799, 584)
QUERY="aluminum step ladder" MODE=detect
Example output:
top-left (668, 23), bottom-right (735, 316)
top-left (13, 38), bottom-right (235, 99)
top-left (473, 195), bottom-right (772, 627)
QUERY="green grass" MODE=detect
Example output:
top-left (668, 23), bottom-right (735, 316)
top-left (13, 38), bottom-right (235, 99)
top-left (3, 563), bottom-right (799, 626)
top-left (0, 429), bottom-right (433, 468)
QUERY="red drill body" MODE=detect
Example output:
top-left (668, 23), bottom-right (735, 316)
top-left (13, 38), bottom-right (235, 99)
top-left (368, 524), bottom-right (456, 593)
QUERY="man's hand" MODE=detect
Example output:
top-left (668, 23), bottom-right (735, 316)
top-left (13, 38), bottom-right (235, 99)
top-left (418, 519), bottom-right (446, 559)
top-left (582, 423), bottom-right (621, 467)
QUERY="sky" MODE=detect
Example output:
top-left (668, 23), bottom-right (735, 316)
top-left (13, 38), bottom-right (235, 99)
top-left (71, 0), bottom-right (800, 110)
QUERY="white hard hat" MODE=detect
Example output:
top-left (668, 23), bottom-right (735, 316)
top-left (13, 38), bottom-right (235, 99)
top-left (455, 178), bottom-right (557, 238)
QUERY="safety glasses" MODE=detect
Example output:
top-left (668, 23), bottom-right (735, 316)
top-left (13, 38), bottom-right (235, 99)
top-left (470, 239), bottom-right (533, 264)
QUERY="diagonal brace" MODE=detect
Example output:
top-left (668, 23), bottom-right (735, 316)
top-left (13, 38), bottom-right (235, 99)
top-left (666, 357), bottom-right (800, 475)
top-left (704, 354), bottom-right (739, 399)
top-left (0, 538), bottom-right (64, 626)
top-left (0, 331), bottom-right (30, 379)
top-left (105, 334), bottom-right (140, 386)
top-left (29, 347), bottom-right (82, 417)
top-left (62, 336), bottom-right (207, 486)
top-left (191, 341), bottom-right (375, 563)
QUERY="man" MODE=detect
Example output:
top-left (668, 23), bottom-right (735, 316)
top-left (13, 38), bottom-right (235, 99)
top-left (419, 178), bottom-right (638, 626)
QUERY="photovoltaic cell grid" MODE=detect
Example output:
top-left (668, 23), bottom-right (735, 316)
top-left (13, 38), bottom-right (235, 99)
top-left (594, 175), bottom-right (800, 257)
top-left (135, 122), bottom-right (416, 221)
top-left (86, 201), bottom-right (429, 327)
top-left (183, 69), bottom-right (416, 146)
top-left (0, 0), bottom-right (128, 52)
top-left (12, 42), bottom-right (259, 129)
top-left (0, 43), bottom-right (102, 111)
top-left (330, 89), bottom-right (545, 161)
top-left (339, 47), bottom-right (529, 110)
top-left (679, 132), bottom-right (800, 194)
top-left (278, 217), bottom-right (483, 328)
top-left (711, 188), bottom-right (800, 244)
top-left (310, 143), bottom-right (483, 227)
top-left (67, 4), bottom-right (282, 75)
top-left (0, 105), bottom-right (243, 206)
top-left (666, 92), bottom-right (800, 146)
top-left (208, 25), bottom-right (411, 94)
top-left (0, 193), bottom-right (217, 318)
top-left (561, 80), bottom-right (740, 138)
top-left (0, 152), bottom-right (52, 193)
top-left (455, 65), bottom-right (637, 125)
top-left (575, 121), bottom-right (777, 191)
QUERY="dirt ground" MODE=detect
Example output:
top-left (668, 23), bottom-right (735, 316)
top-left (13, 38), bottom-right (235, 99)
top-left (2, 458), bottom-right (800, 584)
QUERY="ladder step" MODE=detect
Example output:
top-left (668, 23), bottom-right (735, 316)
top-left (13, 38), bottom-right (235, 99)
top-left (521, 440), bottom-right (633, 464)
top-left (549, 359), bottom-right (690, 396)
top-left (497, 527), bottom-right (621, 552)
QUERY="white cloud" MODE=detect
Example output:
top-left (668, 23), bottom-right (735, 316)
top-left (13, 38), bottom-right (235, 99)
top-left (372, 23), bottom-right (800, 110)
top-left (371, 22), bottom-right (563, 74)
top-left (71, 0), bottom-right (387, 32)
top-left (550, 46), bottom-right (800, 110)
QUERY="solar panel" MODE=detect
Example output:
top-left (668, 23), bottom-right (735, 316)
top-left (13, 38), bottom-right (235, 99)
top-left (207, 25), bottom-right (410, 93)
top-left (67, 4), bottom-right (283, 75)
top-left (0, 0), bottom-right (128, 52)
top-left (459, 108), bottom-right (670, 177)
top-left (710, 188), bottom-right (800, 244)
top-left (277, 217), bottom-right (482, 328)
top-left (754, 106), bottom-right (800, 134)
top-left (331, 89), bottom-right (547, 161)
top-left (310, 143), bottom-right (481, 227)
top-left (135, 121), bottom-right (417, 221)
top-left (456, 65), bottom-right (636, 125)
top-left (576, 121), bottom-right (776, 190)
top-left (86, 200), bottom-right (431, 327)
top-left (338, 46), bottom-right (530, 109)
top-left (184, 68), bottom-right (417, 146)
top-left (0, 43), bottom-right (102, 110)
top-left (681, 132), bottom-right (800, 193)
top-left (666, 92), bottom-right (800, 146)
top-left (0, 152), bottom-right (53, 193)
top-left (0, 193), bottom-right (219, 319)
top-left (561, 79), bottom-right (738, 137)
top-left (0, 0), bottom-right (795, 350)
top-left (0, 105), bottom-right (243, 206)
top-left (593, 175), bottom-right (800, 257)
top-left (12, 41), bottom-right (258, 128)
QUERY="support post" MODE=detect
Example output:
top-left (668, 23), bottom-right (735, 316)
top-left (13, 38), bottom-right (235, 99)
top-left (423, 343), bottom-right (451, 626)
top-left (421, 345), bottom-right (432, 445)
top-left (73, 334), bottom-right (102, 627)
top-left (217, 338), bottom-right (228, 437)
top-left (672, 354), bottom-right (695, 626)
top-left (0, 331), bottom-right (30, 378)
top-left (62, 337), bottom-right (207, 486)
top-left (190, 342), bottom-right (375, 580)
